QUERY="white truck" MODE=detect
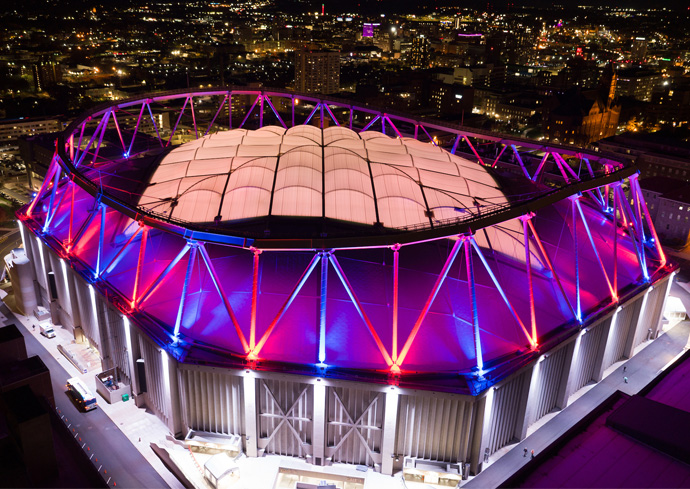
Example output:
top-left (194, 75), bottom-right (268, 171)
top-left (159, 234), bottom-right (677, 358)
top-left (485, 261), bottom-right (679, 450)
top-left (39, 322), bottom-right (56, 339)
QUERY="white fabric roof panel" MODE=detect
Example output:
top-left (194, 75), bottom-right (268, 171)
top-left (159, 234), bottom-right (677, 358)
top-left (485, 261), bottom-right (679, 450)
top-left (187, 158), bottom-right (233, 177)
top-left (142, 126), bottom-right (509, 230)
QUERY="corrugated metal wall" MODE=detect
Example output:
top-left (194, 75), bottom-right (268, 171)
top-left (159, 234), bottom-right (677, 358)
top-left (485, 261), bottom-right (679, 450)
top-left (257, 379), bottom-right (313, 458)
top-left (603, 297), bottom-right (641, 370)
top-left (570, 319), bottom-right (606, 394)
top-left (487, 370), bottom-right (529, 454)
top-left (395, 394), bottom-right (473, 463)
top-left (633, 284), bottom-right (666, 349)
top-left (531, 345), bottom-right (568, 424)
top-left (178, 366), bottom-right (244, 436)
top-left (326, 386), bottom-right (384, 466)
top-left (139, 336), bottom-right (170, 427)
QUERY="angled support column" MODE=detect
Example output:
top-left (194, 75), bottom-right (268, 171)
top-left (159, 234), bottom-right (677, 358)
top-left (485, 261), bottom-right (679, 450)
top-left (199, 244), bottom-right (250, 353)
top-left (101, 224), bottom-right (143, 278)
top-left (27, 156), bottom-right (59, 217)
top-left (396, 237), bottom-right (463, 367)
top-left (470, 237), bottom-right (534, 347)
top-left (253, 253), bottom-right (321, 357)
top-left (511, 145), bottom-right (531, 180)
top-left (522, 216), bottom-right (537, 346)
top-left (574, 199), bottom-right (616, 300)
top-left (249, 248), bottom-right (262, 353)
top-left (463, 135), bottom-right (485, 165)
top-left (146, 102), bottom-right (164, 147)
top-left (205, 95), bottom-right (229, 135)
top-left (136, 242), bottom-right (190, 309)
top-left (631, 177), bottom-right (666, 266)
top-left (88, 110), bottom-right (112, 166)
top-left (451, 135), bottom-right (460, 155)
top-left (126, 102), bottom-right (147, 157)
top-left (571, 197), bottom-right (582, 322)
top-left (329, 254), bottom-right (393, 367)
top-left (304, 103), bottom-right (320, 126)
top-left (532, 152), bottom-right (550, 182)
top-left (466, 237), bottom-right (484, 371)
top-left (131, 226), bottom-right (149, 308)
top-left (318, 251), bottom-right (329, 364)
top-left (491, 144), bottom-right (507, 168)
top-left (167, 96), bottom-right (190, 146)
top-left (94, 203), bottom-right (106, 278)
top-left (173, 242), bottom-right (197, 341)
top-left (73, 122), bottom-right (87, 164)
top-left (392, 245), bottom-right (400, 364)
top-left (615, 185), bottom-right (648, 280)
top-left (361, 114), bottom-right (380, 132)
top-left (259, 93), bottom-right (264, 128)
top-left (265, 96), bottom-right (287, 129)
top-left (239, 95), bottom-right (261, 129)
top-left (42, 165), bottom-right (63, 232)
top-left (111, 110), bottom-right (126, 152)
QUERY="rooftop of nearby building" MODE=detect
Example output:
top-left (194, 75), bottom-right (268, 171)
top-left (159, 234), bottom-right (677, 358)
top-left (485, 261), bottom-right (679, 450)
top-left (639, 175), bottom-right (688, 194)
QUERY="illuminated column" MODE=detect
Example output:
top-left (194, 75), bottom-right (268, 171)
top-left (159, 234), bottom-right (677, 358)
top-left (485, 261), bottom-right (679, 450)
top-left (380, 387), bottom-right (399, 476)
top-left (465, 238), bottom-right (484, 371)
top-left (470, 387), bottom-right (494, 475)
top-left (318, 252), bottom-right (329, 364)
top-left (122, 316), bottom-right (138, 396)
top-left (250, 248), bottom-right (261, 352)
top-left (161, 350), bottom-right (183, 437)
top-left (312, 379), bottom-right (326, 466)
top-left (243, 371), bottom-right (258, 457)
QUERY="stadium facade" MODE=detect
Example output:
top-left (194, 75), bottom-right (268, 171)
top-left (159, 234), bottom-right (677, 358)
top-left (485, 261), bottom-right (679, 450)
top-left (17, 88), bottom-right (674, 476)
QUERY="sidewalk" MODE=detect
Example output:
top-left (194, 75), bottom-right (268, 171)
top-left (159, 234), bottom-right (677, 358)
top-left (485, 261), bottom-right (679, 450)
top-left (4, 303), bottom-right (184, 489)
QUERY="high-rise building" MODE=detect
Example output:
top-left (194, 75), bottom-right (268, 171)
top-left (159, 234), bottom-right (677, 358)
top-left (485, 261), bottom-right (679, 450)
top-left (294, 49), bottom-right (340, 94)
top-left (631, 37), bottom-right (647, 62)
top-left (32, 60), bottom-right (61, 92)
top-left (409, 36), bottom-right (430, 69)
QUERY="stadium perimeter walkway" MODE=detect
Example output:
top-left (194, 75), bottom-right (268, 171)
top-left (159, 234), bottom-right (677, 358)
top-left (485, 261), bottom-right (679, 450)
top-left (466, 316), bottom-right (690, 488)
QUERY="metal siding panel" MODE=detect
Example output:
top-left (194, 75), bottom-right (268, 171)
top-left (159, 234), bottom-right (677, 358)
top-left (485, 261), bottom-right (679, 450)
top-left (259, 379), bottom-right (312, 458)
top-left (327, 386), bottom-right (383, 466)
top-left (488, 370), bottom-right (527, 454)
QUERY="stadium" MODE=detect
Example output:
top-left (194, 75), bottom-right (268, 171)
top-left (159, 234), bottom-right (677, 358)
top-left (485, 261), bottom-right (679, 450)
top-left (17, 88), bottom-right (674, 477)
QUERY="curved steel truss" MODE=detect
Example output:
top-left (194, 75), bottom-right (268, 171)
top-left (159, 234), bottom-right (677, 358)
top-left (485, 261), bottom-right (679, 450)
top-left (19, 88), bottom-right (672, 391)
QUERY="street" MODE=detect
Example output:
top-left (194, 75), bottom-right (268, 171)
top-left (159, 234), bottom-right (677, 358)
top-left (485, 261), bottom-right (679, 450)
top-left (8, 306), bottom-right (172, 489)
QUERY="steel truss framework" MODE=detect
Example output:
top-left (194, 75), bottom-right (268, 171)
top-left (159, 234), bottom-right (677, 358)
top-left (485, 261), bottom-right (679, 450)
top-left (19, 88), bottom-right (671, 392)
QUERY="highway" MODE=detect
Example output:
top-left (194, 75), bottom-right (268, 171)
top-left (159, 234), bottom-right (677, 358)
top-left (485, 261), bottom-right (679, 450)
top-left (11, 307), bottom-right (172, 489)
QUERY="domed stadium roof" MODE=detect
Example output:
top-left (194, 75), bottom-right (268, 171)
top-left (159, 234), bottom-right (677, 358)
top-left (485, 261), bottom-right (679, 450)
top-left (139, 125), bottom-right (509, 229)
